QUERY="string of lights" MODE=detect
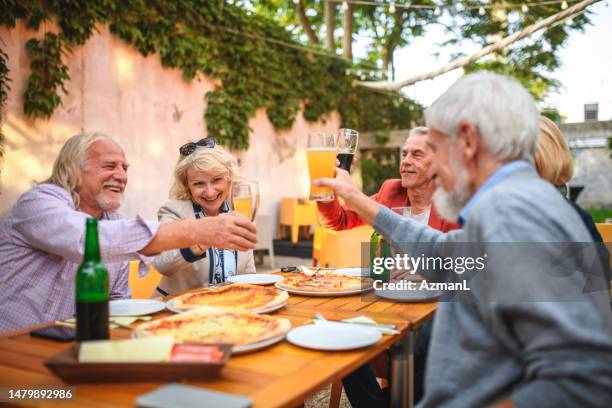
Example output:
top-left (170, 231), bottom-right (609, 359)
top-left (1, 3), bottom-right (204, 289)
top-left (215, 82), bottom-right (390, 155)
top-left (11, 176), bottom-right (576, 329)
top-left (332, 0), bottom-right (605, 12)
top-left (358, 0), bottom-right (599, 90)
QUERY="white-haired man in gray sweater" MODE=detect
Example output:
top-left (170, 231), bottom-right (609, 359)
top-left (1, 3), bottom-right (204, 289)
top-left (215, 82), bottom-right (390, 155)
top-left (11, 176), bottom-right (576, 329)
top-left (316, 72), bottom-right (612, 407)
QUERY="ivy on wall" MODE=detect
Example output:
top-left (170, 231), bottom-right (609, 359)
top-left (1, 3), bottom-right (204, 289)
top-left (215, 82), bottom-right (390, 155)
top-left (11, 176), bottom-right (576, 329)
top-left (0, 0), bottom-right (422, 153)
top-left (0, 46), bottom-right (11, 182)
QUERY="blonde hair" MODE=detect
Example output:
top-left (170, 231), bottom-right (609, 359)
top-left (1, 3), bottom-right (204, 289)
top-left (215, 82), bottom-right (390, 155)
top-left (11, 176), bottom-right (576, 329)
top-left (170, 145), bottom-right (240, 200)
top-left (534, 116), bottom-right (573, 186)
top-left (43, 132), bottom-right (118, 207)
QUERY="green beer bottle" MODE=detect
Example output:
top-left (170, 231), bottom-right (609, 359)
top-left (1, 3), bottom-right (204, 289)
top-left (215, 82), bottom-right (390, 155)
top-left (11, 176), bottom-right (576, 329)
top-left (76, 218), bottom-right (110, 341)
top-left (369, 230), bottom-right (391, 283)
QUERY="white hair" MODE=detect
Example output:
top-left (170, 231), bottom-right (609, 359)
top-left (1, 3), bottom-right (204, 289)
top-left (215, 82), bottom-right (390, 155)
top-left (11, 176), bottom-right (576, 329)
top-left (424, 71), bottom-right (540, 162)
top-left (407, 126), bottom-right (428, 139)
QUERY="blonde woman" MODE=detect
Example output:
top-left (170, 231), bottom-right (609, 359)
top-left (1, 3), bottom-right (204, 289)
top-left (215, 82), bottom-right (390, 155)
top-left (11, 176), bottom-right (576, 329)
top-left (153, 138), bottom-right (255, 296)
top-left (534, 116), bottom-right (608, 279)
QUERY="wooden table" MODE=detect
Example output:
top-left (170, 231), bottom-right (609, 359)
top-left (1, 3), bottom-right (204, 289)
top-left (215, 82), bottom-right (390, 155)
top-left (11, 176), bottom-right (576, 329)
top-left (0, 292), bottom-right (435, 408)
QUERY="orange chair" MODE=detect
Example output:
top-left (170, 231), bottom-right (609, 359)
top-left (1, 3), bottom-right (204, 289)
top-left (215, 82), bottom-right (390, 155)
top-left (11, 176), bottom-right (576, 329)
top-left (312, 226), bottom-right (326, 267)
top-left (596, 223), bottom-right (612, 271)
top-left (313, 225), bottom-right (374, 268)
top-left (596, 223), bottom-right (612, 243)
top-left (278, 198), bottom-right (319, 244)
top-left (128, 260), bottom-right (162, 299)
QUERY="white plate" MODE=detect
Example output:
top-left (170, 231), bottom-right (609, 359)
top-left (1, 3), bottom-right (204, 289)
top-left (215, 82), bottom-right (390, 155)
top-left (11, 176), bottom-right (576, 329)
top-left (275, 281), bottom-right (372, 297)
top-left (375, 288), bottom-right (441, 303)
top-left (333, 268), bottom-right (367, 277)
top-left (232, 332), bottom-right (287, 354)
top-left (109, 299), bottom-right (166, 316)
top-left (226, 273), bottom-right (283, 285)
top-left (287, 322), bottom-right (382, 351)
top-left (165, 297), bottom-right (288, 314)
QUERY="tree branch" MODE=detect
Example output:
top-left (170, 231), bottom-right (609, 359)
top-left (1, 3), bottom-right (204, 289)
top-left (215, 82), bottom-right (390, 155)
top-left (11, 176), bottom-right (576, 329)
top-left (294, 0), bottom-right (319, 44)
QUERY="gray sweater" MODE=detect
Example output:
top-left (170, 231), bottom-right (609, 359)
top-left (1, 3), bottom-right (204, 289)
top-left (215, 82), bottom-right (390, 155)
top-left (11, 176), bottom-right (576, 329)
top-left (373, 165), bottom-right (612, 407)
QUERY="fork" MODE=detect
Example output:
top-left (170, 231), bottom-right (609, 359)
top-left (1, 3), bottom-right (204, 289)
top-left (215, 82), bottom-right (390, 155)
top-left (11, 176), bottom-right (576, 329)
top-left (314, 313), bottom-right (397, 329)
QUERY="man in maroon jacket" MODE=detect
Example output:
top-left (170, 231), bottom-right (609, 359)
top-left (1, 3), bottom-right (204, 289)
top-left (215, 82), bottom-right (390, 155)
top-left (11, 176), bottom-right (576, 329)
top-left (317, 126), bottom-right (459, 233)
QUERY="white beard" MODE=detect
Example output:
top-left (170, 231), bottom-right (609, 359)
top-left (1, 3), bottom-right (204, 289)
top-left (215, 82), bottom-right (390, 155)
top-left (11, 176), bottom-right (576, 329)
top-left (95, 191), bottom-right (123, 212)
top-left (433, 150), bottom-right (471, 222)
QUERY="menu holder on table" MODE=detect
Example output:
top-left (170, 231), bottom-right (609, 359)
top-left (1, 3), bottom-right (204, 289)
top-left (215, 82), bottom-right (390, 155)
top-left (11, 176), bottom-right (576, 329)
top-left (44, 343), bottom-right (232, 383)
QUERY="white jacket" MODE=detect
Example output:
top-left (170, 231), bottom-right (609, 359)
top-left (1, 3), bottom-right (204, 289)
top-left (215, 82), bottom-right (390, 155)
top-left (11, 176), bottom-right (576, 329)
top-left (153, 199), bottom-right (256, 295)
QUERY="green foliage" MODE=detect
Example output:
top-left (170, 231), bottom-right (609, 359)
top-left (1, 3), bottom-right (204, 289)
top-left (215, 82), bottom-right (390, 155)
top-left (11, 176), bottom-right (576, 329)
top-left (373, 130), bottom-right (390, 145)
top-left (541, 107), bottom-right (564, 123)
top-left (0, 46), bottom-right (10, 169)
top-left (1, 0), bottom-right (414, 150)
top-left (23, 33), bottom-right (70, 118)
top-left (338, 86), bottom-right (423, 132)
top-left (0, 47), bottom-right (10, 112)
top-left (360, 148), bottom-right (400, 196)
top-left (585, 208), bottom-right (612, 223)
top-left (0, 0), bottom-right (48, 30)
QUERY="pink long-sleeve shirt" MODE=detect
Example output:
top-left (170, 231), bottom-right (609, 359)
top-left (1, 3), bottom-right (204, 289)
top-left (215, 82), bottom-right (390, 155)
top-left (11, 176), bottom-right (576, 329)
top-left (0, 184), bottom-right (159, 333)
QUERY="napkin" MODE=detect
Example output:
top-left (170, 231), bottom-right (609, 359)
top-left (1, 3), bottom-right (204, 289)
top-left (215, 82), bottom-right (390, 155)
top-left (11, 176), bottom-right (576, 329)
top-left (79, 336), bottom-right (174, 363)
top-left (57, 316), bottom-right (152, 329)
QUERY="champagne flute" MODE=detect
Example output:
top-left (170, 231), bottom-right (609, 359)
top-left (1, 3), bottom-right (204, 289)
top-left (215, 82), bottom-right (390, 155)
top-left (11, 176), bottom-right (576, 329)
top-left (231, 181), bottom-right (253, 220)
top-left (232, 180), bottom-right (260, 222)
top-left (248, 180), bottom-right (260, 223)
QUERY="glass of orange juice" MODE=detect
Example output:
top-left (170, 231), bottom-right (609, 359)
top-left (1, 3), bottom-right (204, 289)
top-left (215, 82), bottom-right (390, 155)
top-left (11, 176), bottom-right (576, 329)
top-left (307, 133), bottom-right (336, 201)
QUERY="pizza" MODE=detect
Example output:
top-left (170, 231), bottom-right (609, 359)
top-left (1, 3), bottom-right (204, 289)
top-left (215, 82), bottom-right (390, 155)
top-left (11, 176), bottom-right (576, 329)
top-left (135, 308), bottom-right (291, 346)
top-left (276, 272), bottom-right (372, 293)
top-left (171, 283), bottom-right (288, 313)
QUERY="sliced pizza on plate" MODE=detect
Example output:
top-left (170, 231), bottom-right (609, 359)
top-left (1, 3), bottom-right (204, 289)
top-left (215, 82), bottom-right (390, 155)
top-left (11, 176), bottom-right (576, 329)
top-left (168, 283), bottom-right (288, 313)
top-left (275, 271), bottom-right (373, 295)
top-left (134, 307), bottom-right (291, 353)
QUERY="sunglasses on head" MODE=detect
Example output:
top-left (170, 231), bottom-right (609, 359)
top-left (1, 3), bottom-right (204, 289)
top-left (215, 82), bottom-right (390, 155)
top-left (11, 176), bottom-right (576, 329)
top-left (179, 137), bottom-right (216, 156)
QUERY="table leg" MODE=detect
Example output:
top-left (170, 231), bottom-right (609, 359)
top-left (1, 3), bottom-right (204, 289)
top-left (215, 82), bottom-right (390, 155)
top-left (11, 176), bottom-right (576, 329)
top-left (390, 330), bottom-right (415, 408)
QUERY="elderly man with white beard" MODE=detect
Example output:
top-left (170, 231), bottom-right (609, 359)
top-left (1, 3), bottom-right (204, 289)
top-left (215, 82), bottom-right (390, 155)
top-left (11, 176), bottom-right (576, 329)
top-left (315, 72), bottom-right (612, 407)
top-left (0, 132), bottom-right (257, 333)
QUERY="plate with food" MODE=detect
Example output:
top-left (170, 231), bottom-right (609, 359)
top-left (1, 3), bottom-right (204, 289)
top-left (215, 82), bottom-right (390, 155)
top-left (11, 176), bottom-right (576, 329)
top-left (134, 308), bottom-right (291, 354)
top-left (275, 271), bottom-right (373, 296)
top-left (166, 283), bottom-right (288, 314)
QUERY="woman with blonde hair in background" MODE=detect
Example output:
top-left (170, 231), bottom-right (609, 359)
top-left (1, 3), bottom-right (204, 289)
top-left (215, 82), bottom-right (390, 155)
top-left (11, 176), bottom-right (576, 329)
top-left (153, 138), bottom-right (255, 296)
top-left (535, 116), bottom-right (608, 279)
